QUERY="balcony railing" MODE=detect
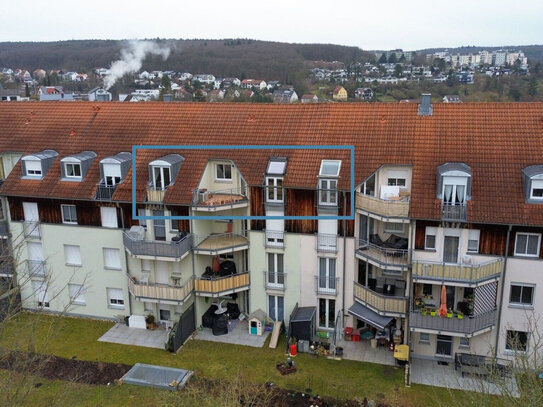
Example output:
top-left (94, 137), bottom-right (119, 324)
top-left (123, 232), bottom-right (193, 259)
top-left (442, 202), bottom-right (467, 221)
top-left (128, 274), bottom-right (194, 303)
top-left (354, 282), bottom-right (407, 315)
top-left (356, 192), bottom-right (410, 218)
top-left (194, 272), bottom-right (250, 296)
top-left (192, 187), bottom-right (248, 211)
top-left (0, 220), bottom-right (9, 236)
top-left (264, 271), bottom-right (286, 291)
top-left (95, 183), bottom-right (118, 201)
top-left (27, 259), bottom-right (46, 278)
top-left (409, 309), bottom-right (496, 336)
top-left (193, 233), bottom-right (249, 254)
top-left (356, 238), bottom-right (409, 271)
top-left (23, 221), bottom-right (41, 239)
top-left (265, 230), bottom-right (284, 248)
top-left (315, 275), bottom-right (339, 295)
top-left (0, 260), bottom-right (14, 277)
top-left (317, 233), bottom-right (338, 253)
top-left (146, 184), bottom-right (167, 203)
top-left (412, 258), bottom-right (503, 284)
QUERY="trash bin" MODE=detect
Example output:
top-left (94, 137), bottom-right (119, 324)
top-left (290, 344), bottom-right (297, 357)
top-left (124, 316), bottom-right (130, 326)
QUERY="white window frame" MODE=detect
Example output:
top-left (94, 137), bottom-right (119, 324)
top-left (268, 294), bottom-right (284, 321)
top-left (107, 288), bottom-right (125, 309)
top-left (505, 330), bottom-right (528, 353)
top-left (102, 162), bottom-right (122, 186)
top-left (266, 177), bottom-right (284, 203)
top-left (425, 227), bottom-right (437, 250)
top-left (24, 159), bottom-right (43, 177)
top-left (100, 206), bottom-right (118, 228)
top-left (69, 283), bottom-right (85, 305)
top-left (61, 204), bottom-right (77, 224)
top-left (152, 166), bottom-right (171, 190)
top-left (384, 222), bottom-right (404, 234)
top-left (64, 162), bottom-right (82, 179)
top-left (509, 283), bottom-right (534, 307)
top-left (467, 229), bottom-right (480, 253)
top-left (33, 280), bottom-right (50, 308)
top-left (419, 332), bottom-right (430, 344)
top-left (514, 232), bottom-right (541, 257)
top-left (267, 253), bottom-right (284, 288)
top-left (530, 179), bottom-right (543, 200)
top-left (215, 163), bottom-right (232, 181)
top-left (103, 248), bottom-right (122, 270)
top-left (318, 297), bottom-right (336, 329)
top-left (387, 177), bottom-right (406, 187)
top-left (319, 160), bottom-right (341, 176)
top-left (459, 337), bottom-right (470, 348)
top-left (318, 257), bottom-right (336, 292)
top-left (442, 175), bottom-right (468, 205)
top-left (318, 179), bottom-right (338, 206)
top-left (64, 244), bottom-right (82, 266)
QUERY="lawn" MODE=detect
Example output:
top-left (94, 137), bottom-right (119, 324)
top-left (0, 312), bottom-right (464, 406)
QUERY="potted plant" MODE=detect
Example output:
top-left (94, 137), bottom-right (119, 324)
top-left (145, 314), bottom-right (156, 330)
top-left (456, 311), bottom-right (464, 320)
top-left (447, 309), bottom-right (453, 318)
top-left (429, 309), bottom-right (437, 317)
top-left (421, 308), bottom-right (428, 316)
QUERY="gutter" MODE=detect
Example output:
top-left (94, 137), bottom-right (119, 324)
top-left (494, 224), bottom-right (512, 358)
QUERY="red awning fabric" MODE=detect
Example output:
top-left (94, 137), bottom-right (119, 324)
top-left (438, 285), bottom-right (448, 317)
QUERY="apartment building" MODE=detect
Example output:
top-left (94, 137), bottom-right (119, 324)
top-left (0, 100), bottom-right (542, 366)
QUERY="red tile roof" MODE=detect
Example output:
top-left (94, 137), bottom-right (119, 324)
top-left (1, 102), bottom-right (543, 225)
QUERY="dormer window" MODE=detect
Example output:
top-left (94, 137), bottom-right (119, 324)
top-left (437, 163), bottom-right (471, 221)
top-left (21, 150), bottom-right (58, 179)
top-left (153, 166), bottom-right (170, 190)
top-left (215, 163), bottom-right (232, 181)
top-left (60, 151), bottom-right (96, 182)
top-left (266, 158), bottom-right (287, 203)
top-left (148, 154), bottom-right (184, 191)
top-left (319, 160), bottom-right (341, 177)
top-left (318, 160), bottom-right (340, 207)
top-left (522, 165), bottom-right (543, 203)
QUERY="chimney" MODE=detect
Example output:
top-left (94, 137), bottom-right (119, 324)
top-left (418, 93), bottom-right (433, 116)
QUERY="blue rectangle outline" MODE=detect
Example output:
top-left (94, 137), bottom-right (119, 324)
top-left (131, 145), bottom-right (355, 221)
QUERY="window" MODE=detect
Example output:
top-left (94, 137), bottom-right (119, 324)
top-left (388, 178), bottom-right (406, 187)
top-left (64, 163), bottom-right (82, 178)
top-left (425, 227), bottom-right (437, 250)
top-left (102, 162), bottom-right (122, 186)
top-left (152, 166), bottom-right (171, 190)
top-left (170, 209), bottom-right (179, 232)
top-left (61, 204), bottom-right (77, 224)
top-left (267, 253), bottom-right (284, 288)
top-left (215, 163), bottom-right (232, 181)
top-left (100, 207), bottom-right (118, 228)
top-left (459, 337), bottom-right (470, 348)
top-left (530, 179), bottom-right (543, 199)
top-left (509, 284), bottom-right (534, 306)
top-left (506, 330), bottom-right (528, 352)
top-left (138, 208), bottom-right (147, 228)
top-left (318, 298), bottom-right (335, 328)
top-left (105, 175), bottom-right (121, 186)
top-left (266, 177), bottom-right (284, 203)
top-left (153, 210), bottom-right (166, 241)
top-left (24, 159), bottom-right (42, 177)
top-left (107, 288), bottom-right (125, 308)
top-left (318, 258), bottom-right (336, 293)
top-left (423, 284), bottom-right (433, 296)
top-left (159, 308), bottom-right (171, 321)
top-left (442, 175), bottom-right (468, 206)
top-left (318, 179), bottom-right (337, 206)
top-left (514, 233), bottom-right (541, 257)
top-left (69, 284), bottom-right (85, 304)
top-left (103, 248), bottom-right (122, 270)
top-left (268, 295), bottom-right (284, 321)
top-left (419, 332), bottom-right (430, 344)
top-left (266, 159), bottom-right (287, 175)
top-left (319, 160), bottom-right (341, 176)
top-left (384, 222), bottom-right (404, 233)
top-left (443, 235), bottom-right (459, 263)
top-left (436, 334), bottom-right (453, 357)
top-left (467, 229), bottom-right (480, 253)
top-left (33, 280), bottom-right (50, 308)
top-left (64, 245), bottom-right (81, 266)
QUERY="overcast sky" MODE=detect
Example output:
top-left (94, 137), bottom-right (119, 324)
top-left (2, 0), bottom-right (542, 50)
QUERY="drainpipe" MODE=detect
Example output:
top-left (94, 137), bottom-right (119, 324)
top-left (342, 190), bottom-right (347, 318)
top-left (406, 219), bottom-right (416, 346)
top-left (494, 224), bottom-right (512, 358)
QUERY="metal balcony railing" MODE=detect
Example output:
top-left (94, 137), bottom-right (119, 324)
top-left (128, 274), bottom-right (194, 303)
top-left (265, 230), bottom-right (285, 248)
top-left (0, 260), bottom-right (14, 277)
top-left (412, 258), bottom-right (503, 284)
top-left (356, 238), bottom-right (409, 269)
top-left (194, 272), bottom-right (250, 296)
top-left (0, 220), bottom-right (9, 236)
top-left (315, 275), bottom-right (339, 295)
top-left (442, 202), bottom-right (467, 221)
top-left (317, 233), bottom-right (338, 253)
top-left (123, 232), bottom-right (193, 259)
top-left (192, 187), bottom-right (248, 210)
top-left (27, 259), bottom-right (46, 278)
top-left (409, 309), bottom-right (496, 335)
top-left (353, 282), bottom-right (408, 315)
top-left (264, 271), bottom-right (286, 290)
top-left (23, 221), bottom-right (41, 239)
top-left (95, 183), bottom-right (118, 201)
top-left (193, 233), bottom-right (249, 254)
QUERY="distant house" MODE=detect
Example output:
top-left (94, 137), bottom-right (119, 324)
top-left (0, 89), bottom-right (23, 101)
top-left (301, 94), bottom-right (318, 103)
top-left (38, 86), bottom-right (74, 101)
top-left (443, 95), bottom-right (461, 103)
top-left (33, 69), bottom-right (47, 80)
top-left (88, 87), bottom-right (112, 102)
top-left (458, 72), bottom-right (474, 84)
top-left (241, 79), bottom-right (267, 90)
top-left (193, 74), bottom-right (215, 84)
top-left (332, 85), bottom-right (347, 101)
top-left (273, 90), bottom-right (298, 103)
top-left (222, 77), bottom-right (241, 88)
top-left (213, 78), bottom-right (223, 89)
top-left (175, 88), bottom-right (193, 101)
top-left (208, 89), bottom-right (225, 102)
top-left (267, 80), bottom-right (281, 90)
top-left (179, 72), bottom-right (193, 81)
top-left (354, 88), bottom-right (373, 100)
top-left (64, 72), bottom-right (78, 81)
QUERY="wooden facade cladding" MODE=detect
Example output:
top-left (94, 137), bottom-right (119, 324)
top-left (285, 189), bottom-right (317, 234)
top-left (338, 191), bottom-right (354, 237)
top-left (249, 186), bottom-right (265, 231)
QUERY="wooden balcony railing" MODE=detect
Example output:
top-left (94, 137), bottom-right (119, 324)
top-left (356, 193), bottom-right (410, 218)
top-left (127, 274), bottom-right (194, 303)
top-left (193, 233), bottom-right (249, 254)
top-left (146, 185), bottom-right (167, 203)
top-left (412, 258), bottom-right (503, 284)
top-left (194, 272), bottom-right (250, 296)
top-left (354, 282), bottom-right (407, 315)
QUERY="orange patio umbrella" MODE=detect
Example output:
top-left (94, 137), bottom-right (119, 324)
top-left (438, 285), bottom-right (448, 317)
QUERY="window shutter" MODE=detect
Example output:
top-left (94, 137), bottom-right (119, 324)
top-left (100, 207), bottom-right (118, 228)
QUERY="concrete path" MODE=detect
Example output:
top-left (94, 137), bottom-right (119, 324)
top-left (336, 338), bottom-right (396, 366)
top-left (98, 323), bottom-right (168, 349)
top-left (194, 319), bottom-right (270, 348)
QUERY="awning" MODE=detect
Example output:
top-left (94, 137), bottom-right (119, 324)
top-left (348, 302), bottom-right (394, 331)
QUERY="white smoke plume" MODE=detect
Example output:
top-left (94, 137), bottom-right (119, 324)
top-left (103, 40), bottom-right (171, 90)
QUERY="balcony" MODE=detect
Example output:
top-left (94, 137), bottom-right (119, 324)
top-left (193, 233), bottom-right (249, 255)
top-left (0, 259), bottom-right (14, 277)
top-left (194, 272), bottom-right (250, 297)
top-left (412, 258), bottom-right (503, 286)
top-left (264, 271), bottom-right (286, 291)
top-left (128, 274), bottom-right (193, 304)
top-left (353, 282), bottom-right (407, 316)
top-left (315, 275), bottom-right (339, 296)
top-left (356, 192), bottom-right (410, 219)
top-left (123, 232), bottom-right (193, 260)
top-left (356, 237), bottom-right (409, 273)
top-left (27, 259), bottom-right (46, 278)
top-left (0, 220), bottom-right (9, 236)
top-left (192, 188), bottom-right (248, 212)
top-left (409, 309), bottom-right (496, 336)
top-left (317, 234), bottom-right (338, 253)
top-left (23, 221), bottom-right (41, 239)
top-left (146, 185), bottom-right (167, 203)
top-left (265, 230), bottom-right (284, 249)
top-left (441, 202), bottom-right (467, 222)
top-left (95, 183), bottom-right (118, 201)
